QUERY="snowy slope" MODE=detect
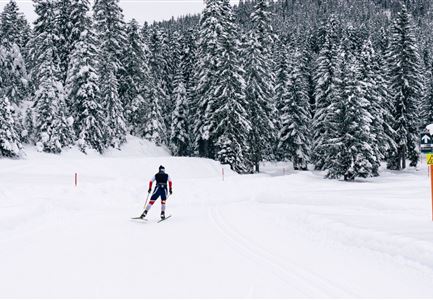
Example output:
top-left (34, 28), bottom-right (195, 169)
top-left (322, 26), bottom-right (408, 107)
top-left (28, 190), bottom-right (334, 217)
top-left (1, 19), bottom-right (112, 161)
top-left (1, 138), bottom-right (433, 297)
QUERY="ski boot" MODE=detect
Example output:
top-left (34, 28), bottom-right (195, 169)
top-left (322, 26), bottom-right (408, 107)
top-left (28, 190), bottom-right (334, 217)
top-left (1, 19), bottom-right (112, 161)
top-left (160, 211), bottom-right (165, 220)
top-left (140, 210), bottom-right (147, 219)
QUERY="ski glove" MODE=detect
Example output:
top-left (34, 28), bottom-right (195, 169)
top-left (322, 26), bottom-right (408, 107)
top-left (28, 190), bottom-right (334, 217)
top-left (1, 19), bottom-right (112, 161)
top-left (169, 189), bottom-right (173, 195)
top-left (148, 188), bottom-right (152, 194)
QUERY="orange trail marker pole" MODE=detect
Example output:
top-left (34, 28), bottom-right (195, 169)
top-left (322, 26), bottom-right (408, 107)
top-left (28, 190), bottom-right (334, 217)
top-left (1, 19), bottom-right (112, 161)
top-left (429, 165), bottom-right (433, 221)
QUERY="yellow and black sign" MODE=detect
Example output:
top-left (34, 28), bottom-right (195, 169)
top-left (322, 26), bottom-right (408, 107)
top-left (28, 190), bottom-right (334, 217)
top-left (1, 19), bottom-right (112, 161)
top-left (427, 154), bottom-right (433, 165)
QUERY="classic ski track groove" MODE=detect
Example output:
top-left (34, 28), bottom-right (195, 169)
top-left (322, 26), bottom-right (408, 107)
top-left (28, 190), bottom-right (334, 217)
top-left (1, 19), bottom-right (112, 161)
top-left (208, 205), bottom-right (356, 298)
top-left (207, 205), bottom-right (308, 297)
top-left (241, 204), bottom-right (358, 297)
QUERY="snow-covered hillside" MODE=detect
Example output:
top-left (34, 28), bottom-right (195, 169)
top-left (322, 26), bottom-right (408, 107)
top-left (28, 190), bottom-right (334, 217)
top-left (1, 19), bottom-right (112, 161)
top-left (1, 139), bottom-right (433, 297)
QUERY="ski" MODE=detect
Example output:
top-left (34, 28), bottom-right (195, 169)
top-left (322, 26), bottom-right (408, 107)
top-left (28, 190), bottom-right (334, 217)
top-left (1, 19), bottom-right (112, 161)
top-left (131, 217), bottom-right (148, 221)
top-left (157, 215), bottom-right (172, 223)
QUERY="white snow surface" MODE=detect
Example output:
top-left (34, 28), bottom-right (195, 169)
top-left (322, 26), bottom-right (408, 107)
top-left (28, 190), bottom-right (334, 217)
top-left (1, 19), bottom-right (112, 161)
top-left (1, 138), bottom-right (433, 298)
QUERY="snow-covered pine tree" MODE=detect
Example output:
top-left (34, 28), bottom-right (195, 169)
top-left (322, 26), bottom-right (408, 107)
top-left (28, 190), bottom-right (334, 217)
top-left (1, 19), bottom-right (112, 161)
top-left (181, 28), bottom-right (198, 151)
top-left (93, 0), bottom-right (127, 149)
top-left (167, 30), bottom-right (182, 96)
top-left (386, 5), bottom-right (424, 170)
top-left (170, 69), bottom-right (189, 156)
top-left (277, 49), bottom-right (311, 171)
top-left (0, 0), bottom-right (25, 46)
top-left (138, 73), bottom-right (167, 146)
top-left (13, 109), bottom-right (25, 144)
top-left (141, 21), bottom-right (150, 46)
top-left (32, 0), bottom-right (75, 153)
top-left (374, 34), bottom-right (398, 166)
top-left (68, 0), bottom-right (89, 46)
top-left (148, 26), bottom-right (170, 138)
top-left (0, 43), bottom-right (29, 106)
top-left (98, 59), bottom-right (126, 149)
top-left (181, 28), bottom-right (197, 102)
top-left (425, 74), bottom-right (433, 125)
top-left (301, 34), bottom-right (318, 115)
top-left (0, 0), bottom-right (29, 106)
top-left (120, 19), bottom-right (150, 128)
top-left (244, 0), bottom-right (276, 172)
top-left (312, 17), bottom-right (343, 171)
top-left (212, 0), bottom-right (252, 173)
top-left (193, 0), bottom-right (224, 158)
top-left (326, 52), bottom-right (375, 181)
top-left (0, 94), bottom-right (22, 157)
top-left (55, 0), bottom-right (73, 83)
top-left (34, 57), bottom-right (74, 153)
top-left (29, 0), bottom-right (62, 87)
top-left (274, 37), bottom-right (290, 136)
top-left (22, 107), bottom-right (34, 144)
top-left (65, 0), bottom-right (106, 154)
top-left (358, 39), bottom-right (384, 176)
top-left (63, 0), bottom-right (94, 109)
top-left (0, 0), bottom-right (31, 73)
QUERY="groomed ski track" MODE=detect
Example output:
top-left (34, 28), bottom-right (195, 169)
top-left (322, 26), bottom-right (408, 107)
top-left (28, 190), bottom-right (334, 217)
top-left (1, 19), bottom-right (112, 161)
top-left (1, 139), bottom-right (433, 298)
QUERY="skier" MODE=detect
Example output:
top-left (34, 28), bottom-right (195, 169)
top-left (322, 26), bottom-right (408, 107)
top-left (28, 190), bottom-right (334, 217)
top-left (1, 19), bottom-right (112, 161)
top-left (140, 165), bottom-right (173, 220)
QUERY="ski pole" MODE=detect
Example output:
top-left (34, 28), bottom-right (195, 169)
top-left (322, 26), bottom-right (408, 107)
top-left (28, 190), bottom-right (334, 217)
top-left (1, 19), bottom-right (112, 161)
top-left (143, 191), bottom-right (151, 209)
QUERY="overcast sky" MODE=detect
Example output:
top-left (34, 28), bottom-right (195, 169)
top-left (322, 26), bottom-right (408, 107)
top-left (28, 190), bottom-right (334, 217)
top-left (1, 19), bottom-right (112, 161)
top-left (0, 0), bottom-right (240, 24)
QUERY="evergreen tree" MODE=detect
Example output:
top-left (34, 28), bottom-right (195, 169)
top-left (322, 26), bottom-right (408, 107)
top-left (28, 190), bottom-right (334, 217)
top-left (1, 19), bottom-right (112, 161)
top-left (141, 21), bottom-right (150, 45)
top-left (34, 54), bottom-right (74, 153)
top-left (138, 74), bottom-right (167, 146)
top-left (244, 0), bottom-right (276, 172)
top-left (0, 95), bottom-right (22, 157)
top-left (32, 0), bottom-right (74, 153)
top-left (274, 38), bottom-right (290, 159)
top-left (193, 0), bottom-right (224, 158)
top-left (0, 43), bottom-right (28, 106)
top-left (425, 74), bottom-right (433, 125)
top-left (170, 70), bottom-right (189, 156)
top-left (0, 0), bottom-right (29, 106)
top-left (181, 28), bottom-right (197, 102)
top-left (148, 26), bottom-right (170, 137)
top-left (278, 49), bottom-right (311, 170)
top-left (93, 0), bottom-right (127, 149)
top-left (326, 53), bottom-right (375, 180)
top-left (0, 0), bottom-right (26, 47)
top-left (65, 2), bottom-right (106, 154)
top-left (120, 19), bottom-right (150, 128)
top-left (30, 0), bottom-right (62, 87)
top-left (374, 36), bottom-right (398, 165)
top-left (181, 28), bottom-right (198, 149)
top-left (358, 39), bottom-right (396, 175)
top-left (55, 0), bottom-right (73, 83)
top-left (22, 107), bottom-right (34, 144)
top-left (312, 17), bottom-right (343, 171)
top-left (213, 0), bottom-right (252, 173)
top-left (386, 5), bottom-right (424, 169)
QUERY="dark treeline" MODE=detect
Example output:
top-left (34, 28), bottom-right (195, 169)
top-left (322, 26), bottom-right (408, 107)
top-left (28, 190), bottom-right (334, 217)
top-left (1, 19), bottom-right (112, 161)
top-left (0, 0), bottom-right (430, 180)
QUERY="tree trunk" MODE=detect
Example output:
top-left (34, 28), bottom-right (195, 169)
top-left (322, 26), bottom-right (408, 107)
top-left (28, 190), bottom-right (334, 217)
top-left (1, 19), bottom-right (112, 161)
top-left (202, 139), bottom-right (209, 158)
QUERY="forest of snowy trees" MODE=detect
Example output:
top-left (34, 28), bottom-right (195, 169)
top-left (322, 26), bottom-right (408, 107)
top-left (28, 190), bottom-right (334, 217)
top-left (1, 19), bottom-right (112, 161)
top-left (0, 0), bottom-right (431, 180)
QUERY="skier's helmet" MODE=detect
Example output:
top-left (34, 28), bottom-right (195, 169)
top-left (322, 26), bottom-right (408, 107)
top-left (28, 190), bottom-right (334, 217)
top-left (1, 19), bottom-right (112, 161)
top-left (159, 165), bottom-right (165, 172)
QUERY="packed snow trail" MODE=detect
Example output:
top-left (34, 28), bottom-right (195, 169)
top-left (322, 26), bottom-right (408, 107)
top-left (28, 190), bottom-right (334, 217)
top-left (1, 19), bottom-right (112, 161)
top-left (1, 139), bottom-right (433, 297)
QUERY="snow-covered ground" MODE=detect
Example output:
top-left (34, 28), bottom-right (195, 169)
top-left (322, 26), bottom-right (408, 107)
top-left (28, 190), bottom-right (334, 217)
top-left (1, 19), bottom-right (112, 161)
top-left (1, 137), bottom-right (433, 298)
